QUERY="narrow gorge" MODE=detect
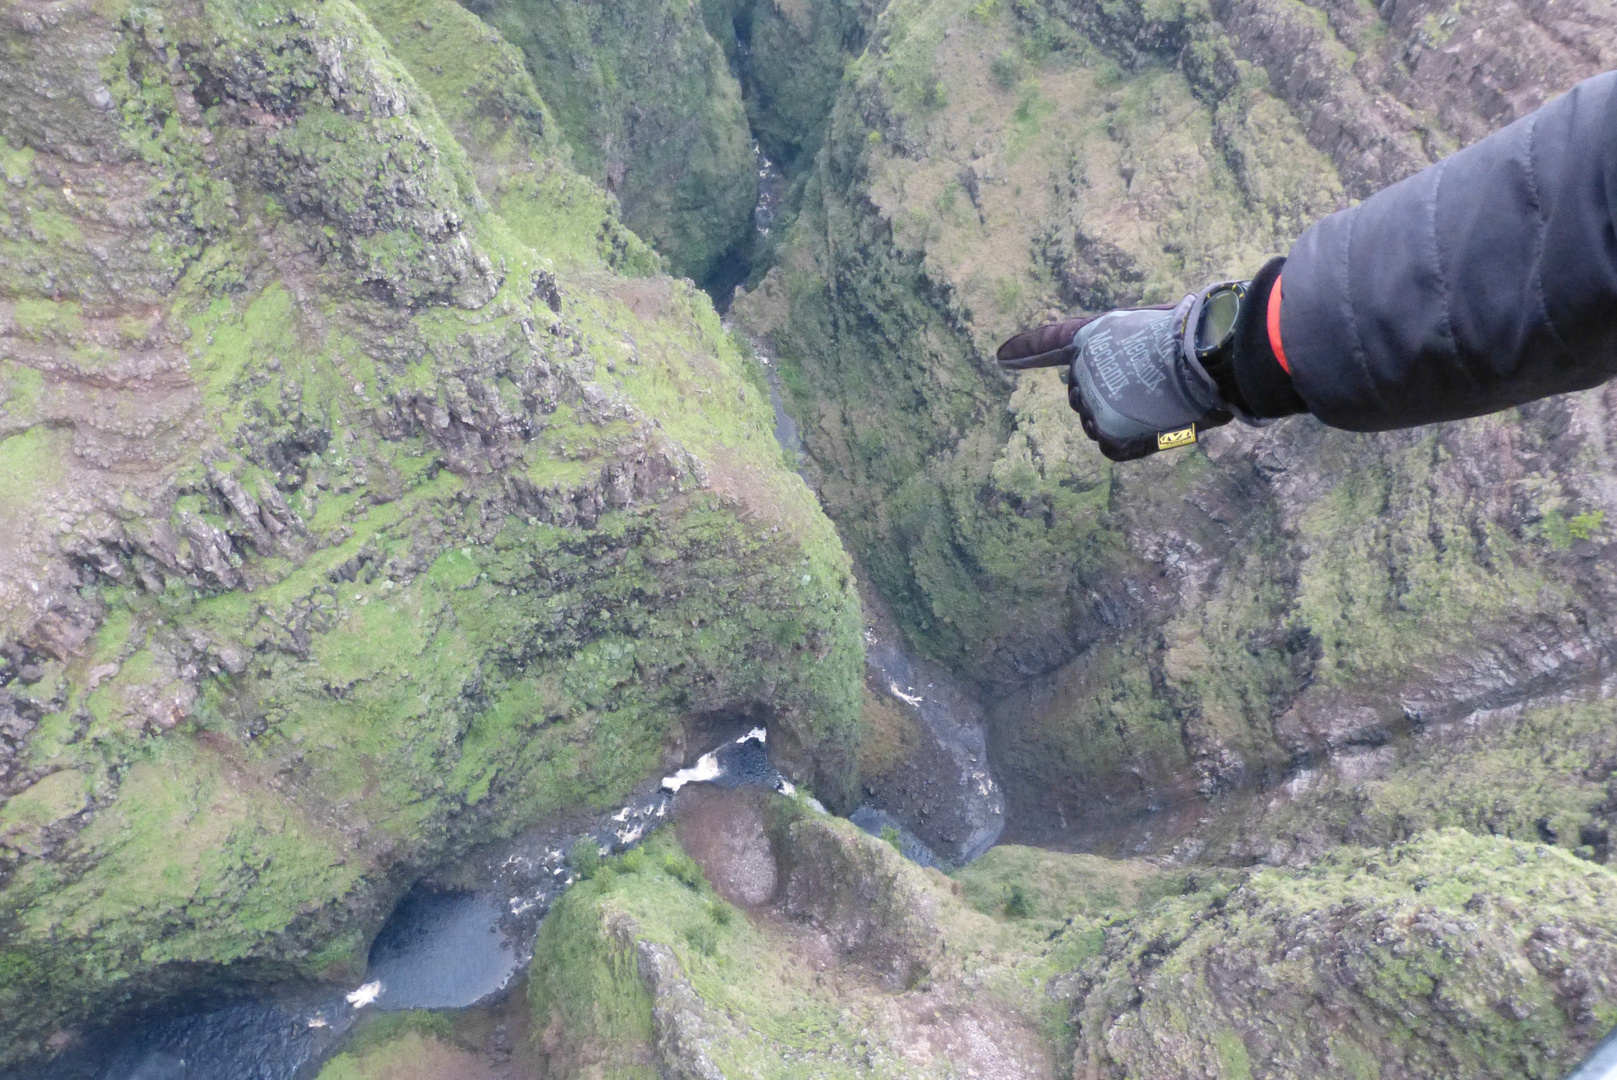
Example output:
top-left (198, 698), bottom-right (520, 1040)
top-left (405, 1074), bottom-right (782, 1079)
top-left (3, 0), bottom-right (1617, 1077)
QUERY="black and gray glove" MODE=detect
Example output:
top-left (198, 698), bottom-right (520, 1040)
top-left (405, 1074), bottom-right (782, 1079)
top-left (997, 281), bottom-right (1257, 462)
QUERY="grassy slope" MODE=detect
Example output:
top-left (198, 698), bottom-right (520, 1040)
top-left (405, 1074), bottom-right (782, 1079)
top-left (515, 812), bottom-right (1617, 1079)
top-left (0, 0), bottom-right (861, 1061)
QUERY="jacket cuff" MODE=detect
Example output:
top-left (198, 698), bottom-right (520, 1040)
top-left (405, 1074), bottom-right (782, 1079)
top-left (1232, 257), bottom-right (1308, 419)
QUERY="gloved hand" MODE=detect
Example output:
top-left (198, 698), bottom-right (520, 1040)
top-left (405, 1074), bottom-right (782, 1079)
top-left (996, 283), bottom-right (1249, 462)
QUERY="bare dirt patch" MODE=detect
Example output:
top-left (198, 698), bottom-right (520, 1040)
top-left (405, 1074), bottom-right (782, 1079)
top-left (675, 785), bottom-right (778, 907)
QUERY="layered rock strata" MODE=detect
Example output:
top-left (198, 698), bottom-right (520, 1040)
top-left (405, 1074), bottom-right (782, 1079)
top-left (0, 0), bottom-right (861, 1061)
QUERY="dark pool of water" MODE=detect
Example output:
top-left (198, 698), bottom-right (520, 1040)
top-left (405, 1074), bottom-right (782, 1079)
top-left (1, 732), bottom-right (793, 1080)
top-left (4, 988), bottom-right (354, 1080)
top-left (363, 891), bottom-right (517, 1012)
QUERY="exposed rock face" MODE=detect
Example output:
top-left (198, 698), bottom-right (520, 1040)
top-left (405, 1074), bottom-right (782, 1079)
top-left (526, 797), bottom-right (1060, 1080)
top-left (735, 0), bottom-right (1617, 854)
top-left (10, 0), bottom-right (1617, 1074)
top-left (0, 0), bottom-right (862, 1062)
top-left (675, 783), bottom-right (779, 905)
top-left (776, 802), bottom-right (945, 989)
top-left (634, 935), bottom-right (729, 1080)
top-left (1065, 831), bottom-right (1617, 1080)
top-left (521, 811), bottom-right (1617, 1079)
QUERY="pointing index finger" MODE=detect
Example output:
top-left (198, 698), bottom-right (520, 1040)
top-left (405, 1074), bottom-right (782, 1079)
top-left (995, 317), bottom-right (1095, 370)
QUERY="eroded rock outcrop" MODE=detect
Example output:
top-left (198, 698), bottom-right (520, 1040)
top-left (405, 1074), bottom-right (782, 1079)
top-left (525, 794), bottom-right (1060, 1079)
top-left (520, 801), bottom-right (1617, 1079)
top-left (1066, 830), bottom-right (1617, 1080)
top-left (0, 0), bottom-right (862, 1062)
top-left (10, 0), bottom-right (1617, 1074)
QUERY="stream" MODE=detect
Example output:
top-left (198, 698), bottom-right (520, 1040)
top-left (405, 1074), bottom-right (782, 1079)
top-left (3, 733), bottom-right (798, 1080)
top-left (8, 364), bottom-right (1007, 1080)
top-left (744, 328), bottom-right (1003, 869)
top-left (4, 144), bottom-right (1007, 1080)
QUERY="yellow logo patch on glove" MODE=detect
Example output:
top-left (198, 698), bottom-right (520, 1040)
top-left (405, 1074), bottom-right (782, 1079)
top-left (1156, 425), bottom-right (1197, 451)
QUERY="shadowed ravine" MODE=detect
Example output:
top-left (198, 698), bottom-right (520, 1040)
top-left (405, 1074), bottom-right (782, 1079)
top-left (0, 28), bottom-right (1011, 1075)
top-left (8, 0), bottom-right (1617, 1075)
top-left (745, 328), bottom-right (1007, 869)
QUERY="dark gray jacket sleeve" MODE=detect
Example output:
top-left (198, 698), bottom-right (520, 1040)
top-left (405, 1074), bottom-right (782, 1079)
top-left (1281, 70), bottom-right (1617, 432)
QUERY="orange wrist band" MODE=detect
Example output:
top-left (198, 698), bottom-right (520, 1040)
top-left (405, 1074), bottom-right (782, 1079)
top-left (1267, 273), bottom-right (1290, 375)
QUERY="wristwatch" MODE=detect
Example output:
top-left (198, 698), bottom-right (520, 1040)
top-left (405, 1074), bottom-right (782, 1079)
top-left (1190, 281), bottom-right (1245, 370)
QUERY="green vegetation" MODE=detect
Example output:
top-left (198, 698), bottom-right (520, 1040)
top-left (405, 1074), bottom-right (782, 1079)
top-left (314, 1019), bottom-right (477, 1080)
top-left (1072, 831), bottom-right (1617, 1079)
top-left (705, 0), bottom-right (878, 171)
top-left (1001, 882), bottom-right (1032, 917)
top-left (522, 809), bottom-right (1617, 1079)
top-left (0, 426), bottom-right (69, 520)
top-left (527, 841), bottom-right (662, 1079)
top-left (478, 0), bottom-right (756, 284)
top-left (735, 0), bottom-right (1616, 849)
top-left (0, 0), bottom-right (862, 1060)
top-left (1232, 697), bottom-right (1617, 863)
top-left (953, 843), bottom-right (1188, 923)
top-left (528, 815), bottom-right (1084, 1078)
top-left (8, 0), bottom-right (1617, 1073)
top-left (739, 0), bottom-right (1337, 685)
top-left (0, 771), bottom-right (89, 857)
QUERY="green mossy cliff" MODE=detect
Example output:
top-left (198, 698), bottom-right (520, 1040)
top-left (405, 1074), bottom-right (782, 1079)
top-left (466, 0), bottom-right (889, 290)
top-left (704, 0), bottom-right (885, 172)
top-left (8, 0), bottom-right (1617, 1072)
top-left (515, 797), bottom-right (1617, 1079)
top-left (472, 0), bottom-right (758, 287)
top-left (526, 799), bottom-right (1073, 1079)
top-left (735, 0), bottom-right (1617, 849)
top-left (1067, 830), bottom-right (1617, 1080)
top-left (0, 0), bottom-right (861, 1061)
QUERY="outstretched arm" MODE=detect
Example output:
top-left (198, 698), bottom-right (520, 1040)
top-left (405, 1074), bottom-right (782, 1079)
top-left (1278, 69), bottom-right (1617, 431)
top-left (999, 70), bottom-right (1617, 457)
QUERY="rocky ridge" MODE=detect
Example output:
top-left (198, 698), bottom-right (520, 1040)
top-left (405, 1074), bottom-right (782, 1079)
top-left (497, 790), bottom-right (1617, 1079)
top-left (6, 0), bottom-right (1617, 1075)
top-left (0, 0), bottom-right (861, 1061)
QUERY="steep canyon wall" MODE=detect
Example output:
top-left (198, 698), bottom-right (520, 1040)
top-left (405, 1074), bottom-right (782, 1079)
top-left (735, 0), bottom-right (1617, 862)
top-left (7, 0), bottom-right (1617, 1075)
top-left (0, 0), bottom-right (861, 1059)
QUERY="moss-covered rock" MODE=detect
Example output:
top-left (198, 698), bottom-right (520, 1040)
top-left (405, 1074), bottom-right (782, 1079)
top-left (471, 0), bottom-right (758, 287)
top-left (1220, 697), bottom-right (1617, 869)
top-left (0, 0), bottom-right (861, 1062)
top-left (526, 800), bottom-right (1091, 1078)
top-left (313, 1013), bottom-right (481, 1080)
top-left (1068, 830), bottom-right (1617, 1079)
top-left (525, 797), bottom-right (1617, 1078)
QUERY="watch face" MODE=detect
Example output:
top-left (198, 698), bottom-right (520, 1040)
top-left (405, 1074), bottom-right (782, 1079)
top-left (1195, 284), bottom-right (1242, 356)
